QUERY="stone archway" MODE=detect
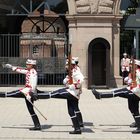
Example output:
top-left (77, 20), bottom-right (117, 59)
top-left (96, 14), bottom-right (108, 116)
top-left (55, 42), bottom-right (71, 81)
top-left (88, 38), bottom-right (110, 88)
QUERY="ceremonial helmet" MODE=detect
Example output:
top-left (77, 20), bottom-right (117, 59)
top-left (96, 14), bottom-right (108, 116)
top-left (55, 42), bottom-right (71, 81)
top-left (26, 59), bottom-right (37, 65)
top-left (65, 57), bottom-right (79, 65)
top-left (123, 53), bottom-right (127, 56)
top-left (72, 57), bottom-right (79, 65)
top-left (71, 59), bottom-right (76, 64)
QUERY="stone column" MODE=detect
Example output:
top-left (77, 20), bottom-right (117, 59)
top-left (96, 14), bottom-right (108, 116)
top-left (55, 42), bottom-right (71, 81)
top-left (111, 19), bottom-right (123, 87)
top-left (67, 0), bottom-right (76, 15)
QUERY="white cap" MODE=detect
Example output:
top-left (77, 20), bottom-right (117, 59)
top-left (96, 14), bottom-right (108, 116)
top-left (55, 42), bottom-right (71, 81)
top-left (72, 57), bottom-right (78, 65)
top-left (135, 60), bottom-right (140, 66)
top-left (72, 57), bottom-right (79, 62)
top-left (71, 59), bottom-right (76, 64)
top-left (123, 53), bottom-right (127, 56)
top-left (65, 58), bottom-right (76, 65)
top-left (26, 59), bottom-right (37, 65)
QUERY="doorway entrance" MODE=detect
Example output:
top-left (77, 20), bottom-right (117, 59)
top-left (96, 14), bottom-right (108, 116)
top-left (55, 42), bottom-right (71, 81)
top-left (88, 38), bottom-right (110, 88)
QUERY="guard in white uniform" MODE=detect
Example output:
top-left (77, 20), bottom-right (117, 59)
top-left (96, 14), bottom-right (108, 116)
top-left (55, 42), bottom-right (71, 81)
top-left (121, 53), bottom-right (130, 84)
top-left (38, 57), bottom-right (84, 134)
top-left (65, 57), bottom-right (84, 129)
top-left (3, 59), bottom-right (41, 131)
top-left (92, 59), bottom-right (140, 134)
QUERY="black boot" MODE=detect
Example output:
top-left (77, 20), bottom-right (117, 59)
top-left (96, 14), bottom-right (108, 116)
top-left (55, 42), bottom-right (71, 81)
top-left (130, 122), bottom-right (137, 128)
top-left (76, 112), bottom-right (84, 128)
top-left (92, 88), bottom-right (101, 99)
top-left (69, 117), bottom-right (81, 134)
top-left (0, 92), bottom-right (6, 97)
top-left (132, 115), bottom-right (140, 134)
top-left (130, 115), bottom-right (137, 128)
top-left (92, 88), bottom-right (113, 99)
top-left (30, 114), bottom-right (41, 131)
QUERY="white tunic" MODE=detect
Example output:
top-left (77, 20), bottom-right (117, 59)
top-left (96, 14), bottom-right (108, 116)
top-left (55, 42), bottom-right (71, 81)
top-left (63, 66), bottom-right (84, 99)
top-left (127, 68), bottom-right (140, 97)
top-left (12, 67), bottom-right (37, 95)
top-left (121, 58), bottom-right (130, 72)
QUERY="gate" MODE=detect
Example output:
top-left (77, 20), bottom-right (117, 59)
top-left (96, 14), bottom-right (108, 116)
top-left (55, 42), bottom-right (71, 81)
top-left (0, 33), bottom-right (68, 86)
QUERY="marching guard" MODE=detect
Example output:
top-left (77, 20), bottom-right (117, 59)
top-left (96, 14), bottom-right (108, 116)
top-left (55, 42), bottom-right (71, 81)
top-left (92, 59), bottom-right (140, 134)
top-left (0, 57), bottom-right (84, 134)
top-left (2, 59), bottom-right (41, 131)
top-left (37, 57), bottom-right (84, 134)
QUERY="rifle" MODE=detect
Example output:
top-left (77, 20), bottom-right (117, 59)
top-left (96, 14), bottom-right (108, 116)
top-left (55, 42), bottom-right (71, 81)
top-left (68, 44), bottom-right (73, 84)
top-left (130, 56), bottom-right (137, 87)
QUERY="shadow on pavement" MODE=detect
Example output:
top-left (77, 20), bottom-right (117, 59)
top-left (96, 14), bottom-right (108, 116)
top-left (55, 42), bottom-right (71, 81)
top-left (99, 124), bottom-right (130, 127)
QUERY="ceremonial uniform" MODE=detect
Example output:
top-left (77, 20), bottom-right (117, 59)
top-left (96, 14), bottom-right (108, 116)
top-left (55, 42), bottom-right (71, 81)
top-left (2, 59), bottom-right (41, 131)
top-left (121, 53), bottom-right (130, 84)
top-left (38, 58), bottom-right (84, 134)
top-left (92, 59), bottom-right (140, 134)
top-left (0, 57), bottom-right (84, 134)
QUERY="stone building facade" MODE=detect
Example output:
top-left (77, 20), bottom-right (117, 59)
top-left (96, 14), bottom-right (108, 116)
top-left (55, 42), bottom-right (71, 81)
top-left (66, 0), bottom-right (122, 88)
top-left (0, 0), bottom-right (123, 88)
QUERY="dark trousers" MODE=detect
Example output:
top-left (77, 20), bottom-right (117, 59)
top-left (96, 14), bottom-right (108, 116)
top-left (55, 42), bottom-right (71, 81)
top-left (0, 88), bottom-right (80, 117)
top-left (1, 88), bottom-right (82, 118)
top-left (122, 71), bottom-right (129, 85)
top-left (100, 88), bottom-right (132, 98)
top-left (2, 90), bottom-right (40, 126)
top-left (97, 87), bottom-right (139, 120)
top-left (128, 94), bottom-right (140, 116)
top-left (113, 88), bottom-right (140, 116)
top-left (47, 88), bottom-right (82, 130)
top-left (113, 88), bottom-right (132, 98)
top-left (5, 90), bottom-right (35, 115)
top-left (122, 71), bottom-right (129, 78)
top-left (47, 88), bottom-right (80, 117)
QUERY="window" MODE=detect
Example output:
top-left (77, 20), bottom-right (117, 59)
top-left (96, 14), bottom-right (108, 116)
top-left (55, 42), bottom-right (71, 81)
top-left (33, 45), bottom-right (39, 54)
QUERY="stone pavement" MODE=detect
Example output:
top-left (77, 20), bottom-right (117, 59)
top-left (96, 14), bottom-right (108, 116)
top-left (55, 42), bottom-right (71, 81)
top-left (0, 86), bottom-right (140, 140)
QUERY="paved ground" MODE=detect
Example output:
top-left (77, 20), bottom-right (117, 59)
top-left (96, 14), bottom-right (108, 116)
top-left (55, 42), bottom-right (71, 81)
top-left (0, 86), bottom-right (139, 139)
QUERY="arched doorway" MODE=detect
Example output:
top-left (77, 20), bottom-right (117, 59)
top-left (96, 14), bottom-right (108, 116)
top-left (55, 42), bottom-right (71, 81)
top-left (88, 38), bottom-right (110, 88)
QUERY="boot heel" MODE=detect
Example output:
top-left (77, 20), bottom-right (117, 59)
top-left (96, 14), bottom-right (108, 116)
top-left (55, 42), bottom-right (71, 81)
top-left (132, 115), bottom-right (140, 134)
top-left (70, 117), bottom-right (82, 134)
top-left (69, 129), bottom-right (81, 134)
top-left (29, 125), bottom-right (41, 131)
top-left (30, 114), bottom-right (41, 131)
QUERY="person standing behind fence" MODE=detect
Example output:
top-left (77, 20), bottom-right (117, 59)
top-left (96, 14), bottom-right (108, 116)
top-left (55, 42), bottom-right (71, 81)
top-left (121, 53), bottom-right (130, 85)
top-left (3, 59), bottom-right (41, 131)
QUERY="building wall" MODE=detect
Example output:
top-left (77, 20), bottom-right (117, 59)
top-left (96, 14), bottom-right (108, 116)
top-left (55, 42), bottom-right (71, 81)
top-left (66, 0), bottom-right (123, 88)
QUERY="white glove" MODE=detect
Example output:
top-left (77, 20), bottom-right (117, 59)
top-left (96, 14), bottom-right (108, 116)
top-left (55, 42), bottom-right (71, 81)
top-left (26, 94), bottom-right (31, 101)
top-left (69, 84), bottom-right (75, 90)
top-left (4, 64), bottom-right (12, 69)
top-left (124, 77), bottom-right (132, 85)
top-left (63, 78), bottom-right (69, 85)
top-left (124, 77), bottom-right (129, 82)
top-left (128, 79), bottom-right (132, 85)
top-left (12, 66), bottom-right (17, 71)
